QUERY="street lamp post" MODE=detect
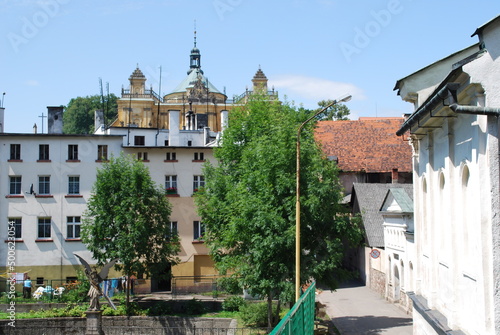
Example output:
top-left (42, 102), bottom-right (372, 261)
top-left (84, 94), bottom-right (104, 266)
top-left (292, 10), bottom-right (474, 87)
top-left (295, 94), bottom-right (352, 301)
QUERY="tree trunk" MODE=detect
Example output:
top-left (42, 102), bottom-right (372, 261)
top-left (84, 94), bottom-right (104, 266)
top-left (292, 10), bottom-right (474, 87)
top-left (267, 290), bottom-right (273, 331)
top-left (126, 274), bottom-right (130, 315)
top-left (274, 297), bottom-right (281, 326)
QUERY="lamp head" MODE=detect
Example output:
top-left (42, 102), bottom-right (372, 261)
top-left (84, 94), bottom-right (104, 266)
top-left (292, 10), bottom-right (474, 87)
top-left (337, 94), bottom-right (352, 103)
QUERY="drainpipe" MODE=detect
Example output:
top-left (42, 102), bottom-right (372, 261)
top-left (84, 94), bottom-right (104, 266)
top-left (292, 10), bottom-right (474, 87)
top-left (449, 104), bottom-right (500, 116)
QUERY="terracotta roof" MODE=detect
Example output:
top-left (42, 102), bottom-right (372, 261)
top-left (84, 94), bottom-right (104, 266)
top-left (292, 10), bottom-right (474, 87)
top-left (315, 117), bottom-right (412, 173)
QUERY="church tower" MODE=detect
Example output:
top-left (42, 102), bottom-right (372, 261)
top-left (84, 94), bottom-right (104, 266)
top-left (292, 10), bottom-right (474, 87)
top-left (129, 66), bottom-right (146, 95)
top-left (252, 67), bottom-right (268, 93)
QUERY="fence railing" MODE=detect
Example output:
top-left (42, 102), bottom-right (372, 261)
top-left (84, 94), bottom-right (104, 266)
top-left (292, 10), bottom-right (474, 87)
top-left (269, 281), bottom-right (316, 335)
top-left (171, 275), bottom-right (229, 298)
top-left (0, 326), bottom-right (268, 335)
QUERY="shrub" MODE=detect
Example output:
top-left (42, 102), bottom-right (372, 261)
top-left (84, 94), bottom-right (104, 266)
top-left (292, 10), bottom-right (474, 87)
top-left (148, 301), bottom-right (172, 316)
top-left (240, 302), bottom-right (275, 327)
top-left (217, 277), bottom-right (242, 295)
top-left (185, 298), bottom-right (205, 315)
top-left (222, 296), bottom-right (246, 312)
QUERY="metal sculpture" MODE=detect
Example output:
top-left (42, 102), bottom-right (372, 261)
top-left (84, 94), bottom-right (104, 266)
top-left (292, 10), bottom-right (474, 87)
top-left (74, 254), bottom-right (117, 311)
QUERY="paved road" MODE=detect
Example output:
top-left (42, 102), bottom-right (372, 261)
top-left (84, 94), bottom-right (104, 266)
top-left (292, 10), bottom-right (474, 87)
top-left (317, 281), bottom-right (413, 335)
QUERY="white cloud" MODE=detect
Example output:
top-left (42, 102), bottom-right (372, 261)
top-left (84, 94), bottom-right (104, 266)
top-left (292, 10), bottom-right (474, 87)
top-left (269, 74), bottom-right (365, 103)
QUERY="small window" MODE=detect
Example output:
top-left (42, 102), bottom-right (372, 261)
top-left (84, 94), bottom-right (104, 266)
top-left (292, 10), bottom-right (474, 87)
top-left (38, 176), bottom-right (50, 195)
top-left (37, 217), bottom-right (51, 239)
top-left (134, 136), bottom-right (145, 146)
top-left (10, 144), bottom-right (21, 160)
top-left (67, 216), bottom-right (81, 239)
top-left (193, 175), bottom-right (205, 192)
top-left (187, 140), bottom-right (192, 147)
top-left (9, 176), bottom-right (22, 195)
top-left (138, 152), bottom-right (148, 161)
top-left (193, 221), bottom-right (205, 241)
top-left (68, 176), bottom-right (80, 195)
top-left (165, 140), bottom-right (169, 146)
top-left (68, 145), bottom-right (78, 161)
top-left (36, 277), bottom-right (44, 285)
top-left (167, 221), bottom-right (178, 241)
top-left (8, 218), bottom-right (22, 239)
top-left (97, 145), bottom-right (108, 161)
top-left (166, 152), bottom-right (177, 161)
top-left (39, 144), bottom-right (50, 161)
top-left (194, 152), bottom-right (204, 161)
top-left (165, 175), bottom-right (177, 193)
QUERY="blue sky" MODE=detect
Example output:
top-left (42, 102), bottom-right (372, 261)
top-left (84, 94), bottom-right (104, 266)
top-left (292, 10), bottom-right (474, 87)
top-left (1, 0), bottom-right (499, 133)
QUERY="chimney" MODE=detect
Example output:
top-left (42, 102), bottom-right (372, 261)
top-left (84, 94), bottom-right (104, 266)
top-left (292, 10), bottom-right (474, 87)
top-left (392, 168), bottom-right (399, 184)
top-left (0, 107), bottom-right (4, 133)
top-left (220, 110), bottom-right (228, 132)
top-left (168, 110), bottom-right (180, 146)
top-left (47, 106), bottom-right (64, 134)
top-left (94, 110), bottom-right (104, 132)
top-left (33, 123), bottom-right (37, 134)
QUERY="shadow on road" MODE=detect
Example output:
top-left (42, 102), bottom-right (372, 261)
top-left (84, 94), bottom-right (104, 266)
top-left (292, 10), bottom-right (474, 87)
top-left (332, 315), bottom-right (413, 335)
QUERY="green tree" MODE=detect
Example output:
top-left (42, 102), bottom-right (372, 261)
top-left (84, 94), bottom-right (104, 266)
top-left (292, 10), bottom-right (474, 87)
top-left (315, 99), bottom-right (350, 120)
top-left (82, 154), bottom-right (180, 307)
top-left (195, 97), bottom-right (362, 328)
top-left (63, 94), bottom-right (118, 134)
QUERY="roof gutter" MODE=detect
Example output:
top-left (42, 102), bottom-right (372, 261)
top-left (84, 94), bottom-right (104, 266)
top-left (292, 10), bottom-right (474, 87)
top-left (396, 83), bottom-right (460, 136)
top-left (449, 104), bottom-right (500, 116)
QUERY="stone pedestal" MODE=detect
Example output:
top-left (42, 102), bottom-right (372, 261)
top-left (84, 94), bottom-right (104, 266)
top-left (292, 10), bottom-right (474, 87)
top-left (85, 310), bottom-right (104, 335)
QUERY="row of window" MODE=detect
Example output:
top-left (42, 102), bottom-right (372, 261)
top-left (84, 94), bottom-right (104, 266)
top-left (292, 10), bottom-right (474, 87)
top-left (165, 176), bottom-right (205, 193)
top-left (8, 218), bottom-right (205, 241)
top-left (9, 217), bottom-right (81, 240)
top-left (7, 175), bottom-right (205, 196)
top-left (8, 176), bottom-right (81, 196)
top-left (8, 144), bottom-right (206, 162)
top-left (9, 144), bottom-right (108, 162)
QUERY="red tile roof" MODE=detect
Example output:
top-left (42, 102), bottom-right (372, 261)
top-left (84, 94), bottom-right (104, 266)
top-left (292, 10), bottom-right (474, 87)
top-left (315, 117), bottom-right (412, 173)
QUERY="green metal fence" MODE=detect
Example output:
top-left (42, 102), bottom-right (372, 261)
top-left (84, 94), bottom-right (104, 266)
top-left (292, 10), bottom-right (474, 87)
top-left (270, 281), bottom-right (316, 335)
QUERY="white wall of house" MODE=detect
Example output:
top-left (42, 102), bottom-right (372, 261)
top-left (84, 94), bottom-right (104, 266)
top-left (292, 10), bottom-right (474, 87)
top-left (398, 16), bottom-right (500, 335)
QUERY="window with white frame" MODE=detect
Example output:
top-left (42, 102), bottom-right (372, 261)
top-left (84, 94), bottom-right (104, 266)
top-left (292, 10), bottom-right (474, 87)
top-left (8, 218), bottom-right (22, 239)
top-left (37, 217), bottom-right (51, 239)
top-left (67, 216), bottom-right (81, 239)
top-left (193, 221), bottom-right (205, 240)
top-left (165, 175), bottom-right (177, 193)
top-left (68, 145), bottom-right (78, 160)
top-left (38, 176), bottom-right (50, 195)
top-left (97, 145), bottom-right (108, 161)
top-left (193, 175), bottom-right (204, 192)
top-left (10, 144), bottom-right (21, 160)
top-left (9, 176), bottom-right (21, 195)
top-left (194, 152), bottom-right (204, 161)
top-left (39, 144), bottom-right (49, 161)
top-left (137, 152), bottom-right (148, 161)
top-left (68, 176), bottom-right (80, 195)
top-left (167, 221), bottom-right (178, 241)
top-left (166, 152), bottom-right (176, 161)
